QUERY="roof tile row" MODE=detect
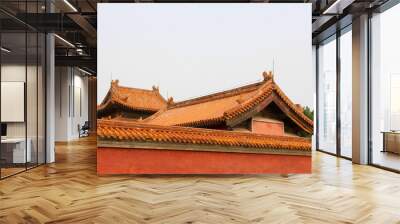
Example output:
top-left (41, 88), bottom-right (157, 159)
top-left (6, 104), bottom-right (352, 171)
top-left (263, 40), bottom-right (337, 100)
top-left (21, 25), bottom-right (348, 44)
top-left (98, 119), bottom-right (311, 152)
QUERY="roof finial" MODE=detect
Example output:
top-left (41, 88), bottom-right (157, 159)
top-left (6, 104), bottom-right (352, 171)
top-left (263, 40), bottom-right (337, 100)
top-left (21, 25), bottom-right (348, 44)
top-left (111, 79), bottom-right (119, 87)
top-left (272, 57), bottom-right (275, 76)
top-left (295, 104), bottom-right (303, 111)
top-left (263, 71), bottom-right (274, 82)
top-left (167, 97), bottom-right (174, 105)
top-left (152, 85), bottom-right (159, 92)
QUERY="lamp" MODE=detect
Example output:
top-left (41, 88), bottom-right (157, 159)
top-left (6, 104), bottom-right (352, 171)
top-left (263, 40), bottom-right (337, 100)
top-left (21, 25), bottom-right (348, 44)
top-left (1, 47), bottom-right (11, 53)
top-left (63, 0), bottom-right (78, 12)
top-left (54, 34), bottom-right (75, 48)
top-left (78, 67), bottom-right (93, 76)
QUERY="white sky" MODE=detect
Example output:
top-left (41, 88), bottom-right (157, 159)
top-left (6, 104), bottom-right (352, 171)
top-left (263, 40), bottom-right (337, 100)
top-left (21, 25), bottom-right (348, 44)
top-left (98, 3), bottom-right (313, 108)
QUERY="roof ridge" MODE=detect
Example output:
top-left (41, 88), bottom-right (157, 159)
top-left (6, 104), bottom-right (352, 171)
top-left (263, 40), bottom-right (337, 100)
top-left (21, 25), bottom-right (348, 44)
top-left (111, 79), bottom-right (162, 95)
top-left (223, 80), bottom-right (275, 119)
top-left (117, 85), bottom-right (158, 93)
top-left (114, 82), bottom-right (168, 103)
top-left (168, 81), bottom-right (264, 109)
top-left (141, 107), bottom-right (169, 122)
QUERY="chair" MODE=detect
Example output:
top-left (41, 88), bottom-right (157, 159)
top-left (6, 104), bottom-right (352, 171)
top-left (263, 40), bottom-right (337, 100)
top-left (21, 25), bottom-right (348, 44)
top-left (79, 121), bottom-right (90, 138)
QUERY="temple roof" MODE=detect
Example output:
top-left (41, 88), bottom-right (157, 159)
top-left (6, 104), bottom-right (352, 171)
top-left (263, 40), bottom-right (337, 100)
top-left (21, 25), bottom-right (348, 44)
top-left (143, 71), bottom-right (314, 134)
top-left (97, 119), bottom-right (311, 155)
top-left (97, 80), bottom-right (167, 115)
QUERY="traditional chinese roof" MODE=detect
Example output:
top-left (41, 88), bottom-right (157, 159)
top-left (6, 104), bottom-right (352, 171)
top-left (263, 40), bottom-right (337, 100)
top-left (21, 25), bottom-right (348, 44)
top-left (144, 72), bottom-right (313, 134)
top-left (97, 119), bottom-right (311, 155)
top-left (97, 80), bottom-right (167, 116)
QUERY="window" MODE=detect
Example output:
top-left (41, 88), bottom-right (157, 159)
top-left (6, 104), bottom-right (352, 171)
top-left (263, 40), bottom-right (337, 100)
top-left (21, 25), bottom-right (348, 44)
top-left (339, 28), bottom-right (352, 158)
top-left (318, 36), bottom-right (337, 154)
top-left (370, 3), bottom-right (400, 171)
top-left (0, 2), bottom-right (46, 179)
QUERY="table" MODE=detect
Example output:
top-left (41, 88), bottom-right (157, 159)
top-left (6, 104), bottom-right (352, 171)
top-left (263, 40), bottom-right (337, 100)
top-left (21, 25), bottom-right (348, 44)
top-left (1, 138), bottom-right (31, 164)
top-left (382, 131), bottom-right (400, 154)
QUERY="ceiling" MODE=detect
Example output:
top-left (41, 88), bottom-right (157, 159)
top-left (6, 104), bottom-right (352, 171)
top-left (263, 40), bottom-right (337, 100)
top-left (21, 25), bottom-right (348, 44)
top-left (0, 0), bottom-right (392, 75)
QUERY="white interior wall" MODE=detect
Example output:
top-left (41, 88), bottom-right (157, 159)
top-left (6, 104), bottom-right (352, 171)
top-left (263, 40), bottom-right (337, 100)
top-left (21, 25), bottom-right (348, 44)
top-left (1, 65), bottom-right (26, 141)
top-left (55, 67), bottom-right (89, 141)
top-left (72, 73), bottom-right (89, 138)
top-left (1, 63), bottom-right (46, 163)
top-left (55, 66), bottom-right (69, 141)
top-left (1, 65), bottom-right (36, 138)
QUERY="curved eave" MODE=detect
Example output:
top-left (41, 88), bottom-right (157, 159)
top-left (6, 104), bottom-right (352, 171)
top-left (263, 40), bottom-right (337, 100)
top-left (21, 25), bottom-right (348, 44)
top-left (223, 82), bottom-right (313, 134)
top-left (97, 100), bottom-right (160, 117)
top-left (98, 81), bottom-right (167, 117)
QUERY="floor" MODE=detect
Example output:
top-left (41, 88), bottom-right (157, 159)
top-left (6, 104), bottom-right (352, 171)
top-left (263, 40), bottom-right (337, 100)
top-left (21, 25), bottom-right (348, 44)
top-left (0, 167), bottom-right (26, 178)
top-left (0, 137), bottom-right (400, 224)
top-left (1, 163), bottom-right (43, 178)
top-left (372, 150), bottom-right (400, 171)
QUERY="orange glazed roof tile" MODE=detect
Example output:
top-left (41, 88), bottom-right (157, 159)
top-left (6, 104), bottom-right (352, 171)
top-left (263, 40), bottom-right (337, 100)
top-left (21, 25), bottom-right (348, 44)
top-left (97, 80), bottom-right (167, 115)
top-left (144, 72), bottom-right (313, 134)
top-left (97, 119), bottom-right (311, 154)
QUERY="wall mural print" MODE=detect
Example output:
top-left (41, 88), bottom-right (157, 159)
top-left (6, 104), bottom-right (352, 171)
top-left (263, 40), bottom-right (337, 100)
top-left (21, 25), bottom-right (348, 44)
top-left (97, 3), bottom-right (313, 174)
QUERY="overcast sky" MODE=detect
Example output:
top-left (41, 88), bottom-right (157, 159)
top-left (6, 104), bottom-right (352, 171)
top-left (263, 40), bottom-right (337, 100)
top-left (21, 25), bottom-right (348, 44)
top-left (98, 3), bottom-right (313, 108)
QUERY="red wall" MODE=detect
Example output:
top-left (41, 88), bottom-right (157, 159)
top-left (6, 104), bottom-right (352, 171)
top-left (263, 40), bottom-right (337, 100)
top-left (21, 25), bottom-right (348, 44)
top-left (97, 147), bottom-right (311, 175)
top-left (252, 120), bottom-right (284, 136)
